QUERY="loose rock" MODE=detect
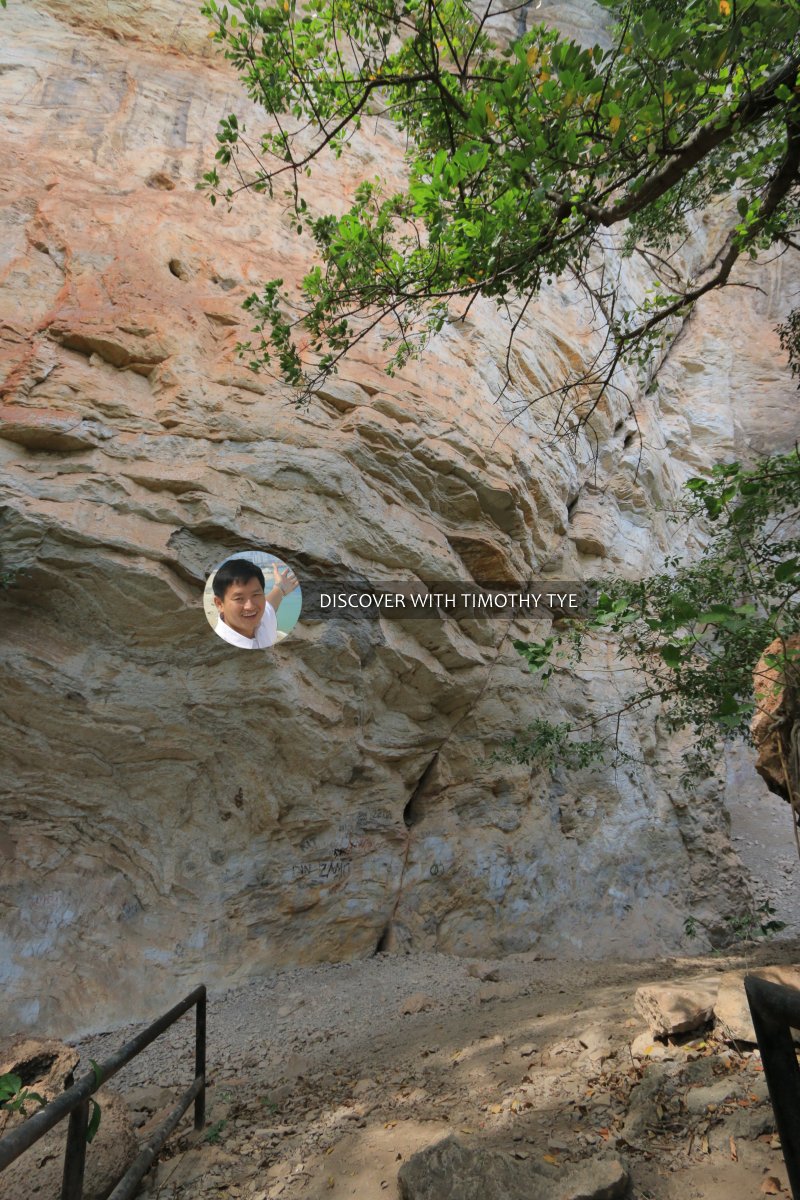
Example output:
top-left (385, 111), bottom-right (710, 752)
top-left (634, 981), bottom-right (718, 1037)
top-left (397, 1136), bottom-right (629, 1200)
top-left (714, 966), bottom-right (800, 1045)
top-left (400, 994), bottom-right (435, 1015)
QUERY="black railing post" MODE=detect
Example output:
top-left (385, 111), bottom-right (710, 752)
top-left (61, 1098), bottom-right (89, 1200)
top-left (745, 976), bottom-right (800, 1200)
top-left (194, 985), bottom-right (206, 1131)
top-left (1, 984), bottom-right (208, 1196)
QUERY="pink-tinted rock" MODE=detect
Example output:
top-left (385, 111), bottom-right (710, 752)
top-left (0, 0), bottom-right (798, 1037)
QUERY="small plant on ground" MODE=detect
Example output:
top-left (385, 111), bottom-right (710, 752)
top-left (684, 900), bottom-right (786, 947)
top-left (724, 900), bottom-right (787, 943)
top-left (203, 1118), bottom-right (228, 1144)
top-left (0, 1073), bottom-right (44, 1116)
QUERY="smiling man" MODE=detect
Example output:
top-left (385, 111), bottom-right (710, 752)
top-left (212, 557), bottom-right (299, 649)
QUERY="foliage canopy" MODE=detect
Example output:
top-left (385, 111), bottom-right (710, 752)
top-left (199, 0), bottom-right (800, 784)
top-left (202, 0), bottom-right (800, 421)
top-left (507, 450), bottom-right (800, 785)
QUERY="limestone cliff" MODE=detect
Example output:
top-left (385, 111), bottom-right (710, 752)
top-left (1, 0), bottom-right (798, 1037)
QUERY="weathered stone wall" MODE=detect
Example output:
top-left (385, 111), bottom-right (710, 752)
top-left (1, 0), bottom-right (797, 1037)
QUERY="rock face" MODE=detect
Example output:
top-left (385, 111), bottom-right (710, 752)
top-left (752, 635), bottom-right (800, 805)
top-left (0, 0), bottom-right (799, 1036)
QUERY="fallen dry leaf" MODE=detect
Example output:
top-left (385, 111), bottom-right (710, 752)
top-left (761, 1177), bottom-right (784, 1195)
top-left (729, 1135), bottom-right (737, 1162)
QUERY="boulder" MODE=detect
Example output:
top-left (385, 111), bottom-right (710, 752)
top-left (715, 966), bottom-right (800, 1044)
top-left (0, 1038), bottom-right (137, 1200)
top-left (400, 994), bottom-right (435, 1015)
top-left (0, 1036), bottom-right (79, 1109)
top-left (397, 1137), bottom-right (630, 1200)
top-left (634, 980), bottom-right (719, 1037)
top-left (684, 1078), bottom-right (743, 1115)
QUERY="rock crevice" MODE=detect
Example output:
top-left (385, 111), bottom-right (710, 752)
top-left (1, 0), bottom-right (798, 1035)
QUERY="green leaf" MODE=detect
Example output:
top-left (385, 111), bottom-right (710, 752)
top-left (697, 605), bottom-right (736, 625)
top-left (775, 558), bottom-right (799, 582)
top-left (660, 644), bottom-right (683, 668)
top-left (667, 598), bottom-right (699, 623)
top-left (86, 1099), bottom-right (102, 1144)
top-left (0, 1074), bottom-right (22, 1102)
top-left (513, 636), bottom-right (557, 673)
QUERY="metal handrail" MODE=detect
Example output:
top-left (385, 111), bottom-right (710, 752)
top-left (745, 974), bottom-right (800, 1200)
top-left (0, 984), bottom-right (206, 1200)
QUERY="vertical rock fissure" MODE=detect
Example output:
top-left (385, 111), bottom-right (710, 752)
top-left (377, 750), bottom-right (441, 953)
top-left (402, 752), bottom-right (440, 829)
top-left (383, 627), bottom-right (516, 947)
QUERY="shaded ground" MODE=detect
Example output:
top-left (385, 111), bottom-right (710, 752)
top-left (74, 938), bottom-right (800, 1200)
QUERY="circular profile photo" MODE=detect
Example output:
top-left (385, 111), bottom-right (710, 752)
top-left (203, 550), bottom-right (302, 649)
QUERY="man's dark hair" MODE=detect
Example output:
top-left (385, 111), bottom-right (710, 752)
top-left (212, 558), bottom-right (265, 599)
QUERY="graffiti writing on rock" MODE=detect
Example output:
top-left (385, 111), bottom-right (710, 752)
top-left (291, 858), bottom-right (353, 882)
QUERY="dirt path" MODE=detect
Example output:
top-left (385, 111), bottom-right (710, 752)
top-left (74, 937), bottom-right (800, 1200)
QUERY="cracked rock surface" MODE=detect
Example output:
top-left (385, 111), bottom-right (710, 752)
top-left (1, 0), bottom-right (799, 1035)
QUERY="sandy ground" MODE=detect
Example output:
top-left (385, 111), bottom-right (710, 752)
top-left (66, 775), bottom-right (800, 1200)
top-left (74, 936), bottom-right (800, 1200)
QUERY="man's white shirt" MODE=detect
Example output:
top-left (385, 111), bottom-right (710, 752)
top-left (215, 602), bottom-right (278, 649)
